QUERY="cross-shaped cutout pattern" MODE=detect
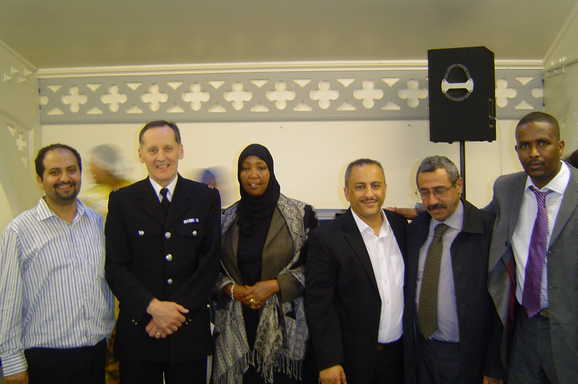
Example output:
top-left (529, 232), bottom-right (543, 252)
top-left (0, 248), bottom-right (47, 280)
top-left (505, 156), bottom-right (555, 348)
top-left (62, 87), bottom-right (88, 113)
top-left (398, 80), bottom-right (427, 108)
top-left (495, 79), bottom-right (517, 108)
top-left (16, 133), bottom-right (27, 151)
top-left (353, 81), bottom-right (384, 109)
top-left (182, 84), bottom-right (210, 111)
top-left (141, 84), bottom-right (168, 112)
top-left (224, 83), bottom-right (252, 111)
top-left (266, 82), bottom-right (295, 110)
top-left (101, 86), bottom-right (128, 112)
top-left (310, 81), bottom-right (339, 110)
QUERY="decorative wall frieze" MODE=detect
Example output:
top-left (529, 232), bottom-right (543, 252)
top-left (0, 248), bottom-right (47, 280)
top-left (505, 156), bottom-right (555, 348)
top-left (38, 62), bottom-right (543, 124)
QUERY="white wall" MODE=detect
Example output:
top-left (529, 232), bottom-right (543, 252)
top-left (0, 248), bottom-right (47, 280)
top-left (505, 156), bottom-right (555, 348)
top-left (41, 119), bottom-right (521, 210)
top-left (0, 40), bottom-right (40, 231)
top-left (544, 2), bottom-right (578, 152)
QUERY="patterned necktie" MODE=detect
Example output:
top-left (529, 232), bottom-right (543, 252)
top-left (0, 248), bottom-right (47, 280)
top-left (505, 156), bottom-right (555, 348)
top-left (418, 223), bottom-right (449, 337)
top-left (160, 187), bottom-right (170, 217)
top-left (522, 186), bottom-right (552, 317)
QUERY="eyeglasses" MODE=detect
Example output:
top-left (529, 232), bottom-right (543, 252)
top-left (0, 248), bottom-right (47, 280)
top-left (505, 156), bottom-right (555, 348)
top-left (416, 185), bottom-right (454, 199)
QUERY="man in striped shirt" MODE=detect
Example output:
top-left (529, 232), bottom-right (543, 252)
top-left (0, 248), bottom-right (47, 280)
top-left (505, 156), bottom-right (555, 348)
top-left (0, 144), bottom-right (114, 384)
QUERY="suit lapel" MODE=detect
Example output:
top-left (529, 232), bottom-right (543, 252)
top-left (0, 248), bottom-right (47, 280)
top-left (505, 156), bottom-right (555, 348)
top-left (222, 221), bottom-right (242, 283)
top-left (549, 167), bottom-right (577, 247)
top-left (385, 210), bottom-right (405, 251)
top-left (135, 178), bottom-right (165, 224)
top-left (341, 209), bottom-right (379, 293)
top-left (506, 174), bottom-right (527, 240)
top-left (264, 208), bottom-right (284, 251)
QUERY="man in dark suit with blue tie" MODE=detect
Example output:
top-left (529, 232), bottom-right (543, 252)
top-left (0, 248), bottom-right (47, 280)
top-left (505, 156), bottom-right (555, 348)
top-left (488, 112), bottom-right (577, 384)
top-left (105, 120), bottom-right (221, 383)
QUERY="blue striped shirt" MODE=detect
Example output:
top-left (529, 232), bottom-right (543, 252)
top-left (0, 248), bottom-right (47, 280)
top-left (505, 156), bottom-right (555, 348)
top-left (0, 198), bottom-right (114, 376)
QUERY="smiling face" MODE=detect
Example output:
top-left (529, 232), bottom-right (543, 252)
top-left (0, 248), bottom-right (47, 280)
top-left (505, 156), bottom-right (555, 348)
top-left (138, 125), bottom-right (183, 187)
top-left (515, 121), bottom-right (564, 188)
top-left (344, 163), bottom-right (386, 222)
top-left (239, 155), bottom-right (270, 196)
top-left (37, 148), bottom-right (82, 206)
top-left (417, 168), bottom-right (462, 221)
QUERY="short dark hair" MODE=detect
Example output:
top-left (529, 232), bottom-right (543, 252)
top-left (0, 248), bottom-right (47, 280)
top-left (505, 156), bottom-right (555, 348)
top-left (516, 112), bottom-right (560, 140)
top-left (416, 156), bottom-right (460, 186)
top-left (138, 120), bottom-right (181, 145)
top-left (344, 158), bottom-right (384, 187)
top-left (35, 144), bottom-right (82, 179)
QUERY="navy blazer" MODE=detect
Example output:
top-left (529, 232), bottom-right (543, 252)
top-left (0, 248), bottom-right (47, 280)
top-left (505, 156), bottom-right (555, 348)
top-left (404, 200), bottom-right (503, 383)
top-left (105, 176), bottom-right (221, 363)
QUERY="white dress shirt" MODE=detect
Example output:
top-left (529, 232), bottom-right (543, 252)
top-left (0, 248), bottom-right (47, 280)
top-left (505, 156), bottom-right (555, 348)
top-left (0, 199), bottom-right (114, 376)
top-left (351, 209), bottom-right (404, 343)
top-left (149, 175), bottom-right (178, 202)
top-left (512, 161), bottom-right (570, 307)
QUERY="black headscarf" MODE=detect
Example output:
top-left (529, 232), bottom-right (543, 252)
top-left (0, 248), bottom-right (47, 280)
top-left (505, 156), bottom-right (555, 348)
top-left (237, 144), bottom-right (281, 236)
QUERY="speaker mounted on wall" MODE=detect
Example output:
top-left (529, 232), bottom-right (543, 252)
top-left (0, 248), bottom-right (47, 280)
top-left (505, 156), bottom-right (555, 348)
top-left (428, 46), bottom-right (496, 143)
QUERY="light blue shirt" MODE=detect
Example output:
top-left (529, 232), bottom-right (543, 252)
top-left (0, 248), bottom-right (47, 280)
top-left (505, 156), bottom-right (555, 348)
top-left (416, 201), bottom-right (463, 342)
top-left (0, 198), bottom-right (114, 376)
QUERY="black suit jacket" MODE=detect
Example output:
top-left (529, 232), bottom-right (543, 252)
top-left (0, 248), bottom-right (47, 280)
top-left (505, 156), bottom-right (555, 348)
top-left (105, 176), bottom-right (221, 363)
top-left (305, 209), bottom-right (407, 383)
top-left (403, 201), bottom-right (503, 383)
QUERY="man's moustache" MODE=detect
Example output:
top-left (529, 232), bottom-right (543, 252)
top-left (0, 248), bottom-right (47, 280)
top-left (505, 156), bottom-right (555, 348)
top-left (427, 203), bottom-right (446, 211)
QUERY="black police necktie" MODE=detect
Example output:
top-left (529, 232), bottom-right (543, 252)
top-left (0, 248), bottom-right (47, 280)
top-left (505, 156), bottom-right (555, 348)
top-left (160, 187), bottom-right (170, 217)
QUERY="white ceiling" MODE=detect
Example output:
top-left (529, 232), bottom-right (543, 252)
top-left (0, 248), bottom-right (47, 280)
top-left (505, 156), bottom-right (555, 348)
top-left (1, 0), bottom-right (576, 69)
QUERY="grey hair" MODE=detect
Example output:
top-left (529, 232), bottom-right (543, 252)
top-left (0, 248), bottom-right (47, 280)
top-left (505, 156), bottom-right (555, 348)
top-left (344, 158), bottom-right (384, 187)
top-left (416, 156), bottom-right (460, 185)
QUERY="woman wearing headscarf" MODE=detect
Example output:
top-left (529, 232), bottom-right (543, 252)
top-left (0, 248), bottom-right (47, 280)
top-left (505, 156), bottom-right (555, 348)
top-left (212, 144), bottom-right (317, 384)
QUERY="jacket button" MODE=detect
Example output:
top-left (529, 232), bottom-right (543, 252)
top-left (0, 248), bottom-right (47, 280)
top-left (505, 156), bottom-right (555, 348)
top-left (167, 278), bottom-right (173, 285)
top-left (165, 254), bottom-right (173, 262)
top-left (192, 230), bottom-right (198, 236)
top-left (165, 232), bottom-right (172, 239)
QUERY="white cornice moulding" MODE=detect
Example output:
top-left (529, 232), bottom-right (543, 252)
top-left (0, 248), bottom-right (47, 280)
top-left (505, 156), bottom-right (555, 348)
top-left (0, 40), bottom-right (37, 71)
top-left (37, 59), bottom-right (544, 79)
top-left (544, 0), bottom-right (578, 70)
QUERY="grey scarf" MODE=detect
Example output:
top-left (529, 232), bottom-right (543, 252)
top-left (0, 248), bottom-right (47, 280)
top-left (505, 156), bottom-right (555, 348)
top-left (213, 194), bottom-right (309, 384)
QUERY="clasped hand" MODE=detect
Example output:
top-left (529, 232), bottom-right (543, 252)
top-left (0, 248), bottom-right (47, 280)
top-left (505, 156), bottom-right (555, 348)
top-left (145, 298), bottom-right (189, 338)
top-left (231, 280), bottom-right (279, 310)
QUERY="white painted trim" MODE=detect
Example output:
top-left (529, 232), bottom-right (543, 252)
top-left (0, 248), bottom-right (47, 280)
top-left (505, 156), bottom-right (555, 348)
top-left (544, 1), bottom-right (578, 69)
top-left (37, 59), bottom-right (543, 79)
top-left (0, 40), bottom-right (37, 71)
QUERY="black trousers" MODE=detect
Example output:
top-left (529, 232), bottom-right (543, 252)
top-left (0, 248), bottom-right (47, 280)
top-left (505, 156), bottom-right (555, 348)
top-left (508, 308), bottom-right (558, 384)
top-left (371, 338), bottom-right (404, 384)
top-left (119, 357), bottom-right (207, 384)
top-left (416, 336), bottom-right (464, 384)
top-left (25, 339), bottom-right (106, 384)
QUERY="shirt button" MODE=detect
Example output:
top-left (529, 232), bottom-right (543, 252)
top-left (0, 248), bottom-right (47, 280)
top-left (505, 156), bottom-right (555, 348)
top-left (165, 254), bottom-right (173, 262)
top-left (167, 278), bottom-right (173, 285)
top-left (165, 232), bottom-right (171, 239)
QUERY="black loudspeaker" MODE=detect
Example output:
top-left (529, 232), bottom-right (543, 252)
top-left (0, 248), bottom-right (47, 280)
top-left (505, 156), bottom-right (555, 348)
top-left (428, 47), bottom-right (496, 142)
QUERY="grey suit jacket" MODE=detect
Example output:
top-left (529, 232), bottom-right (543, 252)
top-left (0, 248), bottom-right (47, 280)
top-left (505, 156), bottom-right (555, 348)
top-left (488, 165), bottom-right (577, 383)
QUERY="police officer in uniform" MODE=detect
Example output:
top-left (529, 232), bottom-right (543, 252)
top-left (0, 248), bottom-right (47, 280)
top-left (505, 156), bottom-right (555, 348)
top-left (105, 120), bottom-right (221, 384)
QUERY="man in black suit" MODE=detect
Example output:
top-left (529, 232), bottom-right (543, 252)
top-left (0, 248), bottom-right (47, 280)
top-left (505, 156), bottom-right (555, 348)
top-left (105, 120), bottom-right (220, 384)
top-left (305, 158), bottom-right (407, 384)
top-left (404, 156), bottom-right (502, 384)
